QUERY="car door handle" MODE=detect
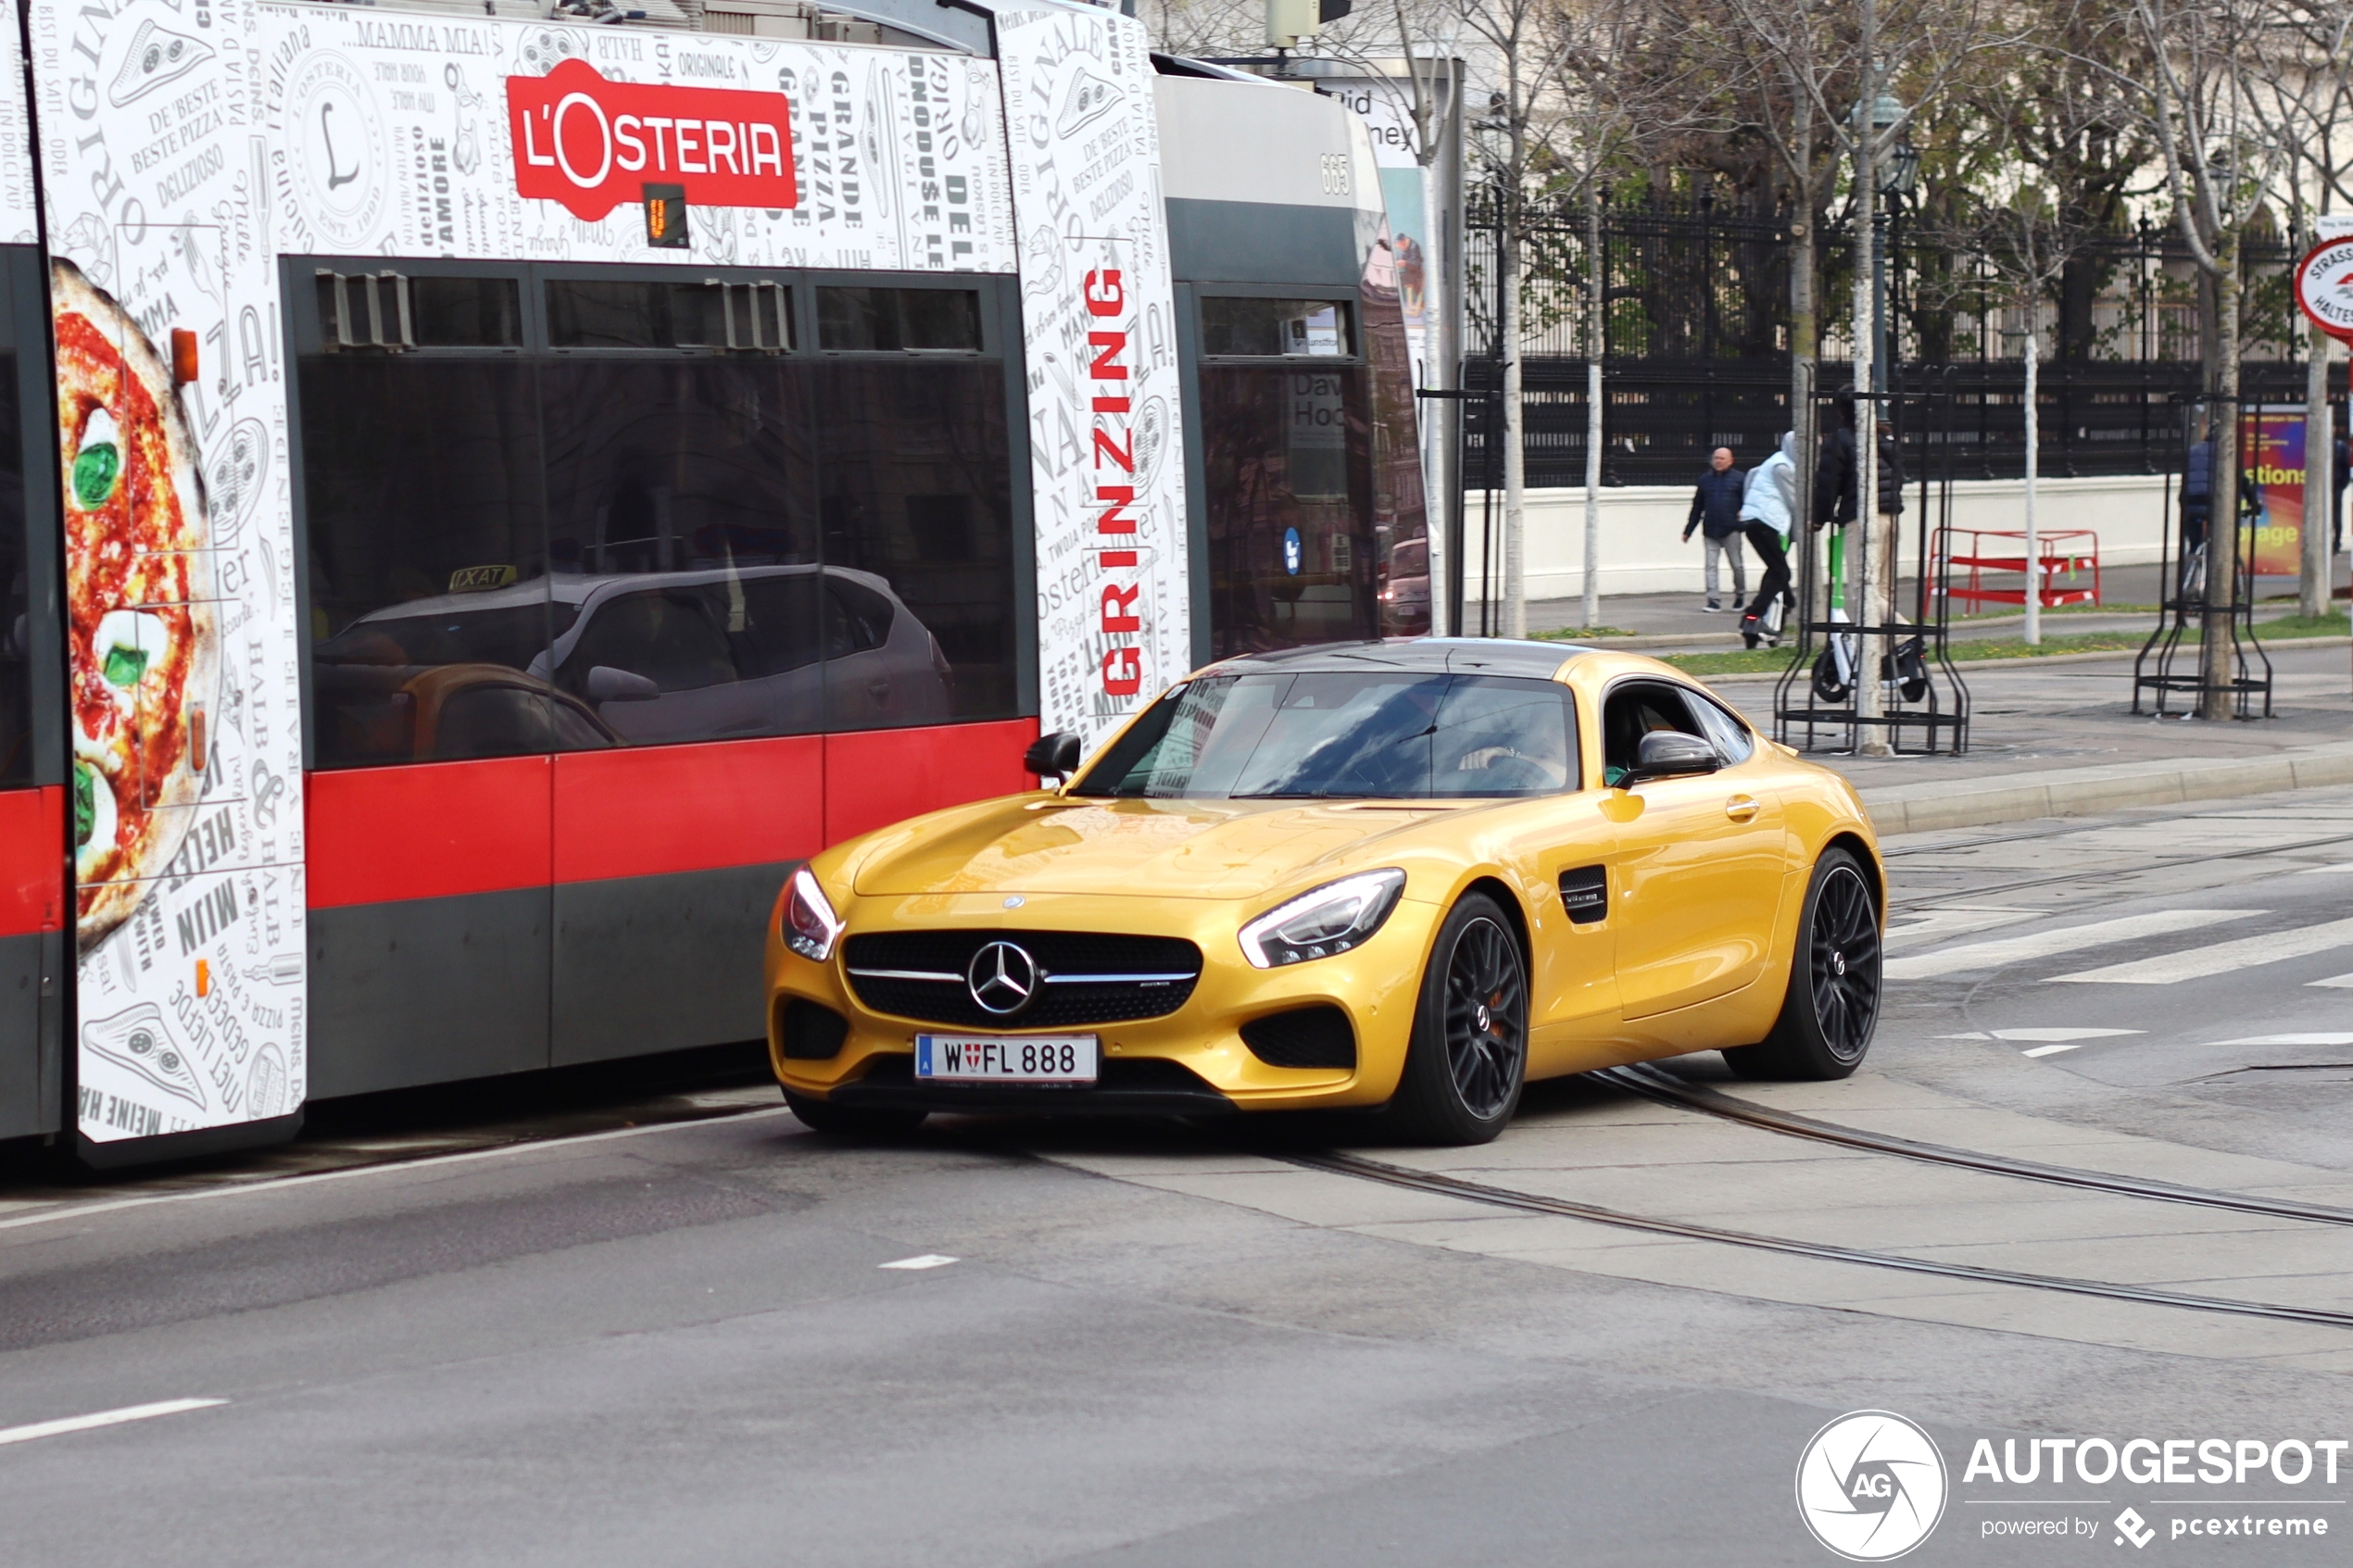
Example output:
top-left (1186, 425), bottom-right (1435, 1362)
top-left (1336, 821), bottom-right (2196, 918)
top-left (1724, 795), bottom-right (1760, 822)
top-left (868, 677), bottom-right (891, 704)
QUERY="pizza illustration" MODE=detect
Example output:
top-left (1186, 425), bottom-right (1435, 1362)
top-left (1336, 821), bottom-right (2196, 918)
top-left (1054, 69), bottom-right (1121, 138)
top-left (54, 260), bottom-right (215, 949)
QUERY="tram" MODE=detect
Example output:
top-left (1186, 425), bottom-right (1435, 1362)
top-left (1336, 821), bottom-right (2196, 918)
top-left (0, 0), bottom-right (1426, 1162)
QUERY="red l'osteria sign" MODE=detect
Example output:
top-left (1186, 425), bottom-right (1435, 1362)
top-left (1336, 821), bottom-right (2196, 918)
top-left (507, 58), bottom-right (797, 221)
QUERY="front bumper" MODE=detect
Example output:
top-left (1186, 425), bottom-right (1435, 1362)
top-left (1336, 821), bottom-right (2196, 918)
top-left (766, 889), bottom-right (1441, 1113)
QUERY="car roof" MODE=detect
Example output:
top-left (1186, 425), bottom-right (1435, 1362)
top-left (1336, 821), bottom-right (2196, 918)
top-left (1206, 637), bottom-right (1584, 680)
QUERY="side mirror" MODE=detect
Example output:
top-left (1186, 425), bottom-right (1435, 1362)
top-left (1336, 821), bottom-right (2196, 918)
top-left (1023, 730), bottom-right (1084, 782)
top-left (586, 666), bottom-right (661, 703)
top-left (1626, 731), bottom-right (1718, 784)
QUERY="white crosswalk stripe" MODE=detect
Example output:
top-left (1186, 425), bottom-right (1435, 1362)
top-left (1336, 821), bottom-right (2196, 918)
top-left (1883, 909), bottom-right (2242, 981)
top-left (2048, 916), bottom-right (2353, 985)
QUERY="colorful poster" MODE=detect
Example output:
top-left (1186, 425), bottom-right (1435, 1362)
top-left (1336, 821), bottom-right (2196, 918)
top-left (2242, 406), bottom-right (2309, 578)
top-left (997, 7), bottom-right (1190, 747)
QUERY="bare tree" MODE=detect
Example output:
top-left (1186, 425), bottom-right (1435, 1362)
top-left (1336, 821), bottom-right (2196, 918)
top-left (2070, 0), bottom-right (2289, 715)
top-left (2245, 0), bottom-right (2353, 617)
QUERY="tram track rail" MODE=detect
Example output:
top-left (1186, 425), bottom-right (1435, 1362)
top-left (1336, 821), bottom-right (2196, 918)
top-left (1593, 1063), bottom-right (2353, 1228)
top-left (1289, 1147), bottom-right (2353, 1333)
top-left (1888, 827), bottom-right (2353, 911)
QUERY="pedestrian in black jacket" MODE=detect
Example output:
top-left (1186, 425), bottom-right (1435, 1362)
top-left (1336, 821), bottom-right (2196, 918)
top-left (1682, 446), bottom-right (1747, 609)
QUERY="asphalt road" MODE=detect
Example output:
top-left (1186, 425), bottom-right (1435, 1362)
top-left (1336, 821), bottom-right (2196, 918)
top-left (5, 786), bottom-right (2353, 1566)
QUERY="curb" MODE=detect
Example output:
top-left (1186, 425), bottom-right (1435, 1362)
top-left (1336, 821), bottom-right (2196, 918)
top-left (1858, 739), bottom-right (2353, 836)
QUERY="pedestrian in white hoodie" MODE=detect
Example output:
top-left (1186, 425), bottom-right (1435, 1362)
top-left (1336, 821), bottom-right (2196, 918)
top-left (1736, 432), bottom-right (1797, 647)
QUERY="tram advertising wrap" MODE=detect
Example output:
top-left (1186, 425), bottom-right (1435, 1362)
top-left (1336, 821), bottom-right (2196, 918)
top-left (6, 0), bottom-right (1402, 1160)
top-left (999, 7), bottom-right (1189, 748)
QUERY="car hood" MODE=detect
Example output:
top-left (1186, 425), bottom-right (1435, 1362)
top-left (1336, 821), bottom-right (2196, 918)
top-left (848, 796), bottom-right (1470, 901)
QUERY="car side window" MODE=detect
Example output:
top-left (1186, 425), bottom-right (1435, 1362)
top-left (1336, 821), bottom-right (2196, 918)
top-left (568, 590), bottom-right (738, 694)
top-left (824, 579), bottom-right (893, 657)
top-left (1684, 691), bottom-right (1755, 764)
top-left (1600, 682), bottom-right (1705, 787)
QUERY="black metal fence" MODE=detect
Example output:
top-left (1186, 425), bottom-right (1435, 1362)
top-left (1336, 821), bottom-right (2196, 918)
top-left (1463, 196), bottom-right (2333, 489)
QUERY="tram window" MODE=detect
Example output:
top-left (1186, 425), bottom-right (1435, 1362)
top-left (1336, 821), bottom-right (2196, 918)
top-left (1200, 363), bottom-right (1378, 658)
top-left (546, 279), bottom-right (746, 349)
top-left (816, 287), bottom-right (982, 352)
top-left (302, 358), bottom-right (553, 768)
top-left (537, 358), bottom-right (824, 745)
top-left (1201, 297), bottom-right (1353, 358)
top-left (409, 276), bottom-right (522, 347)
top-left (0, 354), bottom-right (24, 788)
top-left (815, 360), bottom-right (1014, 726)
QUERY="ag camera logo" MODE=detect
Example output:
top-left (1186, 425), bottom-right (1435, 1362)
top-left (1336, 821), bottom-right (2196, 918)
top-left (1796, 1411), bottom-right (1949, 1561)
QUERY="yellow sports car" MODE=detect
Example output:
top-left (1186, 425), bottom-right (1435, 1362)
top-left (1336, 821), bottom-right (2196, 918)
top-left (766, 640), bottom-right (1883, 1145)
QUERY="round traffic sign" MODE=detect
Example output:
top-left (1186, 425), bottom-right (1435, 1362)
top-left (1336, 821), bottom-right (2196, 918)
top-left (2293, 237), bottom-right (2353, 345)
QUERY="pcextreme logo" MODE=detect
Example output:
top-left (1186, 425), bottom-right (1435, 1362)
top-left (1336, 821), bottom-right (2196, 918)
top-left (1797, 1411), bottom-right (1950, 1562)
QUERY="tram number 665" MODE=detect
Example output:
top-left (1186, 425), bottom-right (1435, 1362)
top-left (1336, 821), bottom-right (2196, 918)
top-left (1319, 153), bottom-right (1350, 195)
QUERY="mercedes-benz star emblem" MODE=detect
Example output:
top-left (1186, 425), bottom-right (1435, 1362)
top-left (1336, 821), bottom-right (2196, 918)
top-left (967, 940), bottom-right (1039, 1016)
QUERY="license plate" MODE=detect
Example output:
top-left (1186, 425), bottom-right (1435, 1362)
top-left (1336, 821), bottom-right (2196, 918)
top-left (914, 1034), bottom-right (1099, 1085)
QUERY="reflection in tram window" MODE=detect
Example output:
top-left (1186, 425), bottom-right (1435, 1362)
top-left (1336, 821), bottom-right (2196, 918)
top-left (816, 360), bottom-right (1015, 726)
top-left (537, 358), bottom-right (830, 746)
top-left (0, 355), bottom-right (27, 788)
top-left (301, 358), bottom-right (552, 768)
top-left (1200, 297), bottom-right (1353, 358)
top-left (1200, 361), bottom-right (1378, 658)
top-left (816, 287), bottom-right (982, 352)
top-left (545, 278), bottom-right (744, 349)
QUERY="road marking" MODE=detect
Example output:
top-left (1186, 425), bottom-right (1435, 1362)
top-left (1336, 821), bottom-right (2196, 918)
top-left (2208, 1032), bottom-right (2353, 1047)
top-left (879, 1254), bottom-right (959, 1271)
top-left (1885, 907), bottom-right (2040, 951)
top-left (0, 1108), bottom-right (795, 1236)
top-left (1885, 910), bottom-right (2240, 980)
top-left (0, 1399), bottom-right (225, 1448)
top-left (2049, 916), bottom-right (2353, 985)
top-left (2312, 972), bottom-right (2353, 989)
top-left (1938, 1027), bottom-right (2146, 1043)
top-left (2021, 1044), bottom-right (2084, 1058)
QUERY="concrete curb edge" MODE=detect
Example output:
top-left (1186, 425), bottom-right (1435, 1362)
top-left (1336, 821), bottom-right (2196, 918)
top-left (1860, 741), bottom-right (2353, 836)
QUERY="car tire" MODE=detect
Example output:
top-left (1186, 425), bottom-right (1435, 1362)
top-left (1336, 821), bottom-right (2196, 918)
top-left (1723, 847), bottom-right (1881, 1081)
top-left (783, 1090), bottom-right (928, 1138)
top-left (1388, 893), bottom-right (1529, 1145)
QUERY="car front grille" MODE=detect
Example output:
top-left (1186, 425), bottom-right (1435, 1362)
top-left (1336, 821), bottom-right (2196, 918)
top-left (842, 930), bottom-right (1203, 1029)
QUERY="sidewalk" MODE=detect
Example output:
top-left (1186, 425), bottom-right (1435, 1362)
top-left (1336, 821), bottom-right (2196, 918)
top-left (1516, 561), bottom-right (2345, 650)
top-left (1705, 645), bottom-right (2353, 834)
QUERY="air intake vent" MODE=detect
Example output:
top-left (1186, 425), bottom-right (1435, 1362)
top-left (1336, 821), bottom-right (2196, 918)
top-left (1240, 1006), bottom-right (1355, 1070)
top-left (779, 998), bottom-right (850, 1060)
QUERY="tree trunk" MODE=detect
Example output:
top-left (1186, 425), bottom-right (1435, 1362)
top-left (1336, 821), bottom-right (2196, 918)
top-left (1852, 101), bottom-right (1886, 752)
top-left (2023, 333), bottom-right (2040, 645)
top-left (1583, 187), bottom-right (1604, 633)
top-left (2200, 251), bottom-right (2240, 720)
top-left (2304, 322), bottom-right (2331, 620)
top-left (1502, 217), bottom-right (1526, 639)
top-left (1789, 117), bottom-right (1817, 621)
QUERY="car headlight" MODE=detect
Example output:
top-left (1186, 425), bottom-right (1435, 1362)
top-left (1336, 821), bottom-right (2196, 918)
top-left (1239, 869), bottom-right (1407, 969)
top-left (782, 867), bottom-right (845, 962)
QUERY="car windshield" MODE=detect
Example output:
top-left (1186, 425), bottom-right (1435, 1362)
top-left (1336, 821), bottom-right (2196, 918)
top-left (1075, 671), bottom-right (1576, 799)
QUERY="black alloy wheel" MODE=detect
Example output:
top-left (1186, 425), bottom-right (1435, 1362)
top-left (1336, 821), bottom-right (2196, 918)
top-left (1724, 847), bottom-right (1882, 1081)
top-left (1390, 893), bottom-right (1529, 1144)
top-left (1806, 860), bottom-right (1881, 1060)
